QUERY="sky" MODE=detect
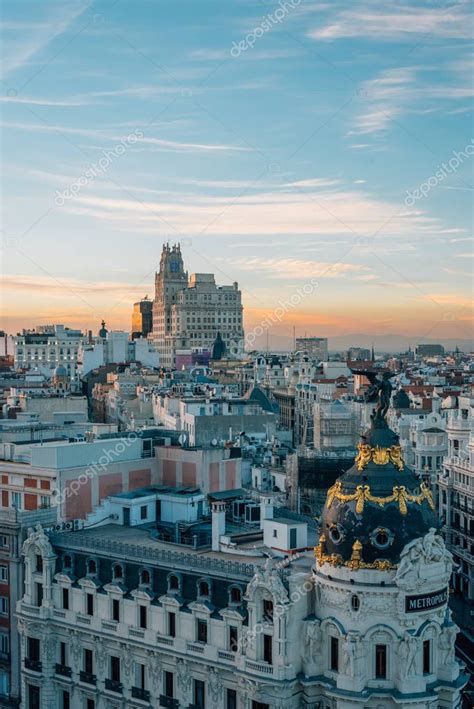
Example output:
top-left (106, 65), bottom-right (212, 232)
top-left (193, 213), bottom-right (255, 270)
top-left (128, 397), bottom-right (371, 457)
top-left (1, 0), bottom-right (473, 349)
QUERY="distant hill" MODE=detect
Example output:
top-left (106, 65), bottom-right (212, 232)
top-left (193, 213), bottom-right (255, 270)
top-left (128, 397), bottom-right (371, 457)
top-left (247, 332), bottom-right (474, 354)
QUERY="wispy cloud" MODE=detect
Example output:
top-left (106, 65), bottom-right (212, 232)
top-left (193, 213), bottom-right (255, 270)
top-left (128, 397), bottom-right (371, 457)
top-left (222, 257), bottom-right (369, 280)
top-left (1, 1), bottom-right (92, 80)
top-left (309, 3), bottom-right (473, 41)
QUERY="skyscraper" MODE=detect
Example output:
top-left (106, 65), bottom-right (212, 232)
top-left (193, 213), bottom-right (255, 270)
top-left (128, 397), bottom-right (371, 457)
top-left (152, 243), bottom-right (244, 368)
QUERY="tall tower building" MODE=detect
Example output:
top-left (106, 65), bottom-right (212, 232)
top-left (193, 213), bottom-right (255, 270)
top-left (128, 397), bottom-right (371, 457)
top-left (152, 243), bottom-right (244, 368)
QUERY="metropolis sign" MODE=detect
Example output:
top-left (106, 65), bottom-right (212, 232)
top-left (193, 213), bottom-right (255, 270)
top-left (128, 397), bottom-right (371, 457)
top-left (405, 588), bottom-right (448, 613)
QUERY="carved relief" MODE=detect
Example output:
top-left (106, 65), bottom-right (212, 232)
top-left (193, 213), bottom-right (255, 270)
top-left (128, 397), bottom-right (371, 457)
top-left (246, 557), bottom-right (289, 604)
top-left (395, 529), bottom-right (453, 590)
top-left (398, 632), bottom-right (418, 678)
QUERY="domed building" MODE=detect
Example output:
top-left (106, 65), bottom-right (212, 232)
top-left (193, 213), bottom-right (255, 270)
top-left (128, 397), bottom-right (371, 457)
top-left (308, 374), bottom-right (467, 708)
top-left (51, 364), bottom-right (70, 394)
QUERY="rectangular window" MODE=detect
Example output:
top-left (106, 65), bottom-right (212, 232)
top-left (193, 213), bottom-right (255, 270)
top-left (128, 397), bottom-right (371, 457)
top-left (330, 637), bottom-right (339, 672)
top-left (27, 637), bottom-right (40, 662)
top-left (229, 626), bottom-right (238, 652)
top-left (375, 644), bottom-right (387, 679)
top-left (62, 588), bottom-right (69, 610)
top-left (62, 690), bottom-right (70, 709)
top-left (0, 634), bottom-right (9, 653)
top-left (263, 634), bottom-right (272, 664)
top-left (27, 685), bottom-right (40, 709)
top-left (60, 642), bottom-right (67, 667)
top-left (136, 662), bottom-right (146, 690)
top-left (110, 656), bottom-right (120, 682)
top-left (0, 598), bottom-right (8, 614)
top-left (0, 566), bottom-right (7, 582)
top-left (112, 599), bottom-right (120, 622)
top-left (227, 688), bottom-right (237, 709)
top-left (35, 555), bottom-right (43, 573)
top-left (35, 583), bottom-right (43, 607)
top-left (84, 648), bottom-right (93, 674)
top-left (168, 612), bottom-right (176, 637)
top-left (197, 619), bottom-right (208, 643)
top-left (423, 639), bottom-right (431, 674)
top-left (262, 599), bottom-right (273, 621)
top-left (164, 671), bottom-right (174, 698)
top-left (86, 700), bottom-right (95, 709)
top-left (0, 536), bottom-right (7, 548)
top-left (193, 679), bottom-right (205, 708)
top-left (140, 505), bottom-right (148, 520)
top-left (11, 492), bottom-right (22, 510)
top-left (139, 605), bottom-right (147, 629)
top-left (86, 593), bottom-right (94, 616)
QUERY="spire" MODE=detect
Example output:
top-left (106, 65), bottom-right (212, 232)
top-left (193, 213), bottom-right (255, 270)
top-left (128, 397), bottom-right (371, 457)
top-left (371, 343), bottom-right (375, 361)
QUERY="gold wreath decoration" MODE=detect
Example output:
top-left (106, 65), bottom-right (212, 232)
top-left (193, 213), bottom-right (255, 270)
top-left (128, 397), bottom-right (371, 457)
top-left (325, 480), bottom-right (435, 516)
top-left (314, 536), bottom-right (397, 570)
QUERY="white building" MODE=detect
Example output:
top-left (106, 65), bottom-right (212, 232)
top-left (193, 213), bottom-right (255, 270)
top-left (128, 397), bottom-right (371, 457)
top-left (15, 416), bottom-right (467, 709)
top-left (295, 337), bottom-right (328, 361)
top-left (152, 243), bottom-right (244, 368)
top-left (438, 395), bottom-right (474, 601)
top-left (14, 325), bottom-right (85, 379)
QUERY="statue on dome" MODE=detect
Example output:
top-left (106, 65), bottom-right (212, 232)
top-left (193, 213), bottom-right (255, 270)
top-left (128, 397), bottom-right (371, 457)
top-left (357, 369), bottom-right (396, 425)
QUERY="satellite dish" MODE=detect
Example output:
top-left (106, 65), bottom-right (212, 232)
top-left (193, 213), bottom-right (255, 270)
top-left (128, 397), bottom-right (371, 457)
top-left (211, 438), bottom-right (218, 446)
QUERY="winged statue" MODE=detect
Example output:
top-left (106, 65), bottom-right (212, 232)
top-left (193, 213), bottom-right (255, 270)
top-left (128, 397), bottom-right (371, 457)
top-left (353, 369), bottom-right (396, 425)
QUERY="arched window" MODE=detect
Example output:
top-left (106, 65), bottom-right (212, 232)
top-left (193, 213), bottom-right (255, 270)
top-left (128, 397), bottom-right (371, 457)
top-left (140, 569), bottom-right (151, 586)
top-left (87, 559), bottom-right (96, 576)
top-left (63, 554), bottom-right (72, 570)
top-left (168, 574), bottom-right (179, 591)
top-left (229, 586), bottom-right (242, 605)
top-left (198, 580), bottom-right (209, 598)
top-left (113, 564), bottom-right (123, 580)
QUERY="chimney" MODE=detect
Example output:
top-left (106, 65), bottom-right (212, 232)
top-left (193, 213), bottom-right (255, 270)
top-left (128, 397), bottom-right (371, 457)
top-left (211, 501), bottom-right (226, 551)
top-left (260, 495), bottom-right (274, 530)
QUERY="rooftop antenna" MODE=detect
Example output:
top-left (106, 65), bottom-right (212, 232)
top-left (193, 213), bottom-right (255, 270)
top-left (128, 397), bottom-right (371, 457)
top-left (293, 325), bottom-right (296, 352)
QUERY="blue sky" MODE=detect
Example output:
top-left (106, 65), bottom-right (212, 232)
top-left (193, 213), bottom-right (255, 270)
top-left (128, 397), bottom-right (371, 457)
top-left (1, 0), bottom-right (473, 347)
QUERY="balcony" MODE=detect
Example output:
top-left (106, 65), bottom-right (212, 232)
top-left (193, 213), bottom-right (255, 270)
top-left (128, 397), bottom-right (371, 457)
top-left (132, 687), bottom-right (151, 702)
top-left (79, 670), bottom-right (96, 685)
top-left (245, 659), bottom-right (273, 675)
top-left (186, 642), bottom-right (205, 654)
top-left (217, 649), bottom-right (235, 662)
top-left (24, 657), bottom-right (42, 672)
top-left (156, 634), bottom-right (174, 646)
top-left (159, 697), bottom-right (179, 708)
top-left (55, 663), bottom-right (72, 677)
top-left (105, 678), bottom-right (123, 694)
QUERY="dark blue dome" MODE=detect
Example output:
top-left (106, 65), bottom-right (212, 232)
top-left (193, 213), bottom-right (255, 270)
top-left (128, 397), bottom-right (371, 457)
top-left (317, 422), bottom-right (439, 569)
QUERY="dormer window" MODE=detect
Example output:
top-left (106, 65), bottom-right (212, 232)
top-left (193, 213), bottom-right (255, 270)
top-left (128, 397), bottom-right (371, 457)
top-left (198, 580), bottom-right (210, 598)
top-left (168, 574), bottom-right (179, 593)
top-left (140, 569), bottom-right (151, 587)
top-left (229, 586), bottom-right (242, 605)
top-left (87, 559), bottom-right (97, 576)
top-left (112, 564), bottom-right (123, 580)
top-left (63, 554), bottom-right (72, 571)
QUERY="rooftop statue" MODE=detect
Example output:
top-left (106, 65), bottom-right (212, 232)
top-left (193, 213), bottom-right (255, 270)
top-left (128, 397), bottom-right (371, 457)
top-left (356, 369), bottom-right (396, 426)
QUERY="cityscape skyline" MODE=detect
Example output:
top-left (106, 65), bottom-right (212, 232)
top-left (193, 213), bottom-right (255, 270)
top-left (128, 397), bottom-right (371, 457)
top-left (1, 0), bottom-right (472, 343)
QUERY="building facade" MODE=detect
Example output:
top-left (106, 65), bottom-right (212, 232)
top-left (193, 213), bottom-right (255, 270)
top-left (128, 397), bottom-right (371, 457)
top-left (131, 298), bottom-right (153, 340)
top-left (152, 244), bottom-right (244, 368)
top-left (295, 337), bottom-right (328, 361)
top-left (438, 395), bottom-right (474, 601)
top-left (13, 326), bottom-right (85, 380)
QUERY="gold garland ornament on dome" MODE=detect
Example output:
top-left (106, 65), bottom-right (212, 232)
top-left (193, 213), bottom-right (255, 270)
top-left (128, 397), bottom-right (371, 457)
top-left (314, 536), bottom-right (396, 570)
top-left (355, 442), bottom-right (404, 471)
top-left (325, 480), bottom-right (435, 516)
